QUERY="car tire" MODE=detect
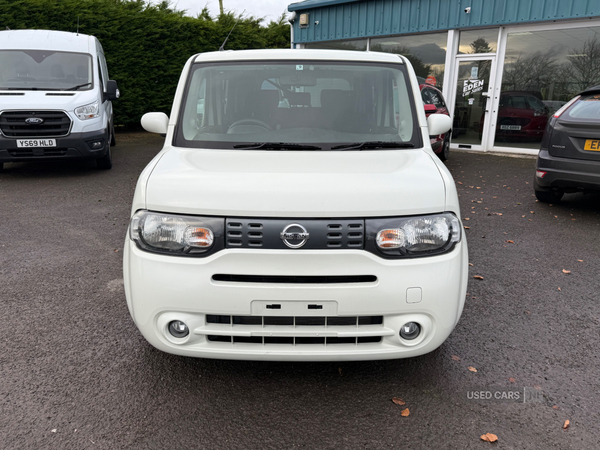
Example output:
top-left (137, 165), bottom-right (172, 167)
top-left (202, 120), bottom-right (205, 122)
top-left (96, 133), bottom-right (113, 170)
top-left (534, 188), bottom-right (564, 203)
top-left (438, 135), bottom-right (450, 161)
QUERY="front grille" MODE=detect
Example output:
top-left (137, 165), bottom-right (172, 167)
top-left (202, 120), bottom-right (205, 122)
top-left (204, 315), bottom-right (384, 345)
top-left (8, 148), bottom-right (68, 157)
top-left (0, 111), bottom-right (71, 137)
top-left (212, 274), bottom-right (377, 284)
top-left (226, 218), bottom-right (365, 250)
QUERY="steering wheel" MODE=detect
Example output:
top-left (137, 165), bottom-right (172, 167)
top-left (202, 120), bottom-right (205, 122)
top-left (228, 119), bottom-right (271, 131)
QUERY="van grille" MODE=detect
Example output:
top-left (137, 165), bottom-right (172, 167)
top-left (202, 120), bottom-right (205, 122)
top-left (203, 315), bottom-right (385, 345)
top-left (0, 111), bottom-right (71, 137)
top-left (226, 218), bottom-right (364, 250)
top-left (212, 274), bottom-right (376, 284)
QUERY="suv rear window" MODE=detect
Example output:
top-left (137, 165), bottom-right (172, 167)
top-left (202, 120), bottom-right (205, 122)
top-left (175, 61), bottom-right (421, 150)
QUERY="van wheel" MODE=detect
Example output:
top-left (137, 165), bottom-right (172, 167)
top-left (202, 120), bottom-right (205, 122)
top-left (96, 141), bottom-right (112, 170)
top-left (535, 188), bottom-right (563, 203)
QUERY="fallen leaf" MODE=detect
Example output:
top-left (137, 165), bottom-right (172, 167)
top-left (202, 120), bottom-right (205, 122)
top-left (451, 355), bottom-right (461, 361)
top-left (562, 269), bottom-right (571, 274)
top-left (509, 377), bottom-right (516, 383)
top-left (525, 310), bottom-right (530, 314)
top-left (563, 420), bottom-right (570, 429)
top-left (558, 287), bottom-right (561, 291)
top-left (464, 217), bottom-right (470, 221)
top-left (506, 240), bottom-right (514, 244)
top-left (469, 263), bottom-right (474, 266)
top-left (534, 385), bottom-right (541, 390)
top-left (552, 405), bottom-right (559, 410)
top-left (474, 275), bottom-right (484, 280)
top-left (392, 397), bottom-right (406, 406)
top-left (480, 433), bottom-right (498, 443)
top-left (400, 408), bottom-right (410, 417)
top-left (578, 259), bottom-right (583, 262)
top-left (338, 367), bottom-right (342, 376)
top-left (468, 366), bottom-right (478, 372)
top-left (464, 226), bottom-right (470, 229)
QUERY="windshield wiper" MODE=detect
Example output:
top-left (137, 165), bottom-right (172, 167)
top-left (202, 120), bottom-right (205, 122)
top-left (233, 142), bottom-right (322, 150)
top-left (65, 82), bottom-right (92, 91)
top-left (331, 141), bottom-right (415, 150)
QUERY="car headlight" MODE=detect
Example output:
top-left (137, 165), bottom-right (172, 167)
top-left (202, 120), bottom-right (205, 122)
top-left (367, 213), bottom-right (461, 258)
top-left (75, 101), bottom-right (99, 120)
top-left (129, 210), bottom-right (224, 256)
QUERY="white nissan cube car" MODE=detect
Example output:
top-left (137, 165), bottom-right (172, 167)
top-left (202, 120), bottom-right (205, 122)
top-left (124, 49), bottom-right (468, 361)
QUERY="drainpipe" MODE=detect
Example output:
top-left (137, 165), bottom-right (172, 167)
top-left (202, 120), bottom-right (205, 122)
top-left (288, 11), bottom-right (297, 49)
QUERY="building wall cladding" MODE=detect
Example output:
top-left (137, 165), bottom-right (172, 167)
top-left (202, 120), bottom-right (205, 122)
top-left (290, 0), bottom-right (600, 43)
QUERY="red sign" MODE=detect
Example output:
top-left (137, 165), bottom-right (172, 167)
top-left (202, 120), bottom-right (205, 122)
top-left (425, 76), bottom-right (437, 86)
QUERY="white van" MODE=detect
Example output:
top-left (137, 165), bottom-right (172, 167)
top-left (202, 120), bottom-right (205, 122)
top-left (0, 30), bottom-right (119, 170)
top-left (124, 49), bottom-right (468, 361)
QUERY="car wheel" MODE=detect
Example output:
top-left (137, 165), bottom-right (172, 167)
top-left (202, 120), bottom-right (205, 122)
top-left (438, 135), bottom-right (450, 161)
top-left (96, 133), bottom-right (113, 170)
top-left (534, 188), bottom-right (564, 203)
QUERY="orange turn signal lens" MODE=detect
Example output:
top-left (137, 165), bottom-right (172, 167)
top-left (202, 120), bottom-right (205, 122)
top-left (184, 227), bottom-right (214, 248)
top-left (376, 229), bottom-right (405, 249)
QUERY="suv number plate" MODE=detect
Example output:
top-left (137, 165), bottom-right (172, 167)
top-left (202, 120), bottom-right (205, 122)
top-left (16, 139), bottom-right (56, 148)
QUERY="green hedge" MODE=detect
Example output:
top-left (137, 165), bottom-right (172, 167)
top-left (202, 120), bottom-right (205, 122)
top-left (0, 0), bottom-right (291, 127)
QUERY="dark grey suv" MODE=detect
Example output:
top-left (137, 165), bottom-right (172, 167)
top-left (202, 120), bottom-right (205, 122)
top-left (534, 86), bottom-right (600, 203)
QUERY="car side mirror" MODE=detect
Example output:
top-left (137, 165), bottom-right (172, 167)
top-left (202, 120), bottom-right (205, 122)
top-left (141, 112), bottom-right (169, 135)
top-left (105, 80), bottom-right (120, 101)
top-left (427, 113), bottom-right (452, 136)
top-left (424, 104), bottom-right (437, 114)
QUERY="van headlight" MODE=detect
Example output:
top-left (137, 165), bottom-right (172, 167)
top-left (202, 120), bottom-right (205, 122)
top-left (129, 210), bottom-right (224, 256)
top-left (75, 101), bottom-right (99, 120)
top-left (367, 213), bottom-right (461, 258)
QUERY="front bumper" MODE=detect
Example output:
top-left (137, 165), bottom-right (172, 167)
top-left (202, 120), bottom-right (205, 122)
top-left (0, 129), bottom-right (108, 163)
top-left (536, 149), bottom-right (600, 192)
top-left (123, 238), bottom-right (469, 361)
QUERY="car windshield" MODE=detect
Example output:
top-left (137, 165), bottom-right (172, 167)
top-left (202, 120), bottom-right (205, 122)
top-left (175, 61), bottom-right (420, 150)
top-left (0, 50), bottom-right (93, 91)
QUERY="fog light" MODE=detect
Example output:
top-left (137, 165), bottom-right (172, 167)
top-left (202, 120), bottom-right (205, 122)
top-left (89, 140), bottom-right (104, 149)
top-left (168, 320), bottom-right (189, 338)
top-left (400, 322), bottom-right (420, 340)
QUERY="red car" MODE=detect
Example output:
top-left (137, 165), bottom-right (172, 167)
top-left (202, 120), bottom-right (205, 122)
top-left (420, 83), bottom-right (451, 161)
top-left (480, 91), bottom-right (549, 142)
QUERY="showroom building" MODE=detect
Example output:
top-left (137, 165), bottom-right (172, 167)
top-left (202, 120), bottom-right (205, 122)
top-left (287, 0), bottom-right (600, 154)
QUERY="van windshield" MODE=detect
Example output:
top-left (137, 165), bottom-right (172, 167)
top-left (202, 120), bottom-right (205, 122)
top-left (175, 61), bottom-right (420, 150)
top-left (0, 50), bottom-right (93, 91)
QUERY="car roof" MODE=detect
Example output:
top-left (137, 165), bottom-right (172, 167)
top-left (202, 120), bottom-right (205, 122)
top-left (194, 49), bottom-right (404, 64)
top-left (0, 29), bottom-right (93, 53)
top-left (581, 85), bottom-right (600, 95)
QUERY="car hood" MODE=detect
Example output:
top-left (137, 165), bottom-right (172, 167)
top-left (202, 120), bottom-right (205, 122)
top-left (144, 147), bottom-right (447, 217)
top-left (0, 90), bottom-right (97, 112)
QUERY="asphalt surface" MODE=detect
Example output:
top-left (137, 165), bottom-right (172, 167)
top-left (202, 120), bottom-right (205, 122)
top-left (1, 134), bottom-right (599, 449)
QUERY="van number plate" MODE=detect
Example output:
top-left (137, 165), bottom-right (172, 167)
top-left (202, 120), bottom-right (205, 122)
top-left (16, 139), bottom-right (56, 148)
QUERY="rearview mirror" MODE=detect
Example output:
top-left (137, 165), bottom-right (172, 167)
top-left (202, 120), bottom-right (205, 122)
top-left (141, 112), bottom-right (169, 135)
top-left (426, 113), bottom-right (452, 136)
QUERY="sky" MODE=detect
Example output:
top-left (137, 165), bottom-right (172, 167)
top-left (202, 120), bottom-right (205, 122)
top-left (166, 0), bottom-right (296, 22)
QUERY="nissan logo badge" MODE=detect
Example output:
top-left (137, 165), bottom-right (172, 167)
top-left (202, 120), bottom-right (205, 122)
top-left (280, 223), bottom-right (310, 248)
top-left (25, 117), bottom-right (44, 125)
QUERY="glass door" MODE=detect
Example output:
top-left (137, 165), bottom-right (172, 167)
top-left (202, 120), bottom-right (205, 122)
top-left (451, 58), bottom-right (494, 147)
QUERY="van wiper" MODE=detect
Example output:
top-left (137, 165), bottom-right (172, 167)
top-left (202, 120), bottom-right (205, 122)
top-left (233, 142), bottom-right (322, 150)
top-left (65, 82), bottom-right (92, 91)
top-left (331, 141), bottom-right (415, 150)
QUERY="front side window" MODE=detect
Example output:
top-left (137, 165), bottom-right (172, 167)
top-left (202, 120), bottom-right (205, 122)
top-left (0, 50), bottom-right (93, 91)
top-left (176, 61), bottom-right (420, 150)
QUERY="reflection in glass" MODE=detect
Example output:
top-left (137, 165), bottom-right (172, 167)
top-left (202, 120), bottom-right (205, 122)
top-left (305, 39), bottom-right (368, 51)
top-left (497, 26), bottom-right (600, 149)
top-left (370, 33), bottom-right (448, 89)
top-left (458, 29), bottom-right (498, 54)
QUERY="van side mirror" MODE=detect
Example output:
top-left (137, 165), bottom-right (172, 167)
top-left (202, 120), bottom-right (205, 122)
top-left (105, 80), bottom-right (120, 101)
top-left (426, 113), bottom-right (452, 136)
top-left (141, 112), bottom-right (169, 135)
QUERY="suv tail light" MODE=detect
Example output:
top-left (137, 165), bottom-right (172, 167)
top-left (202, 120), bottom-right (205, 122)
top-left (553, 96), bottom-right (580, 118)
